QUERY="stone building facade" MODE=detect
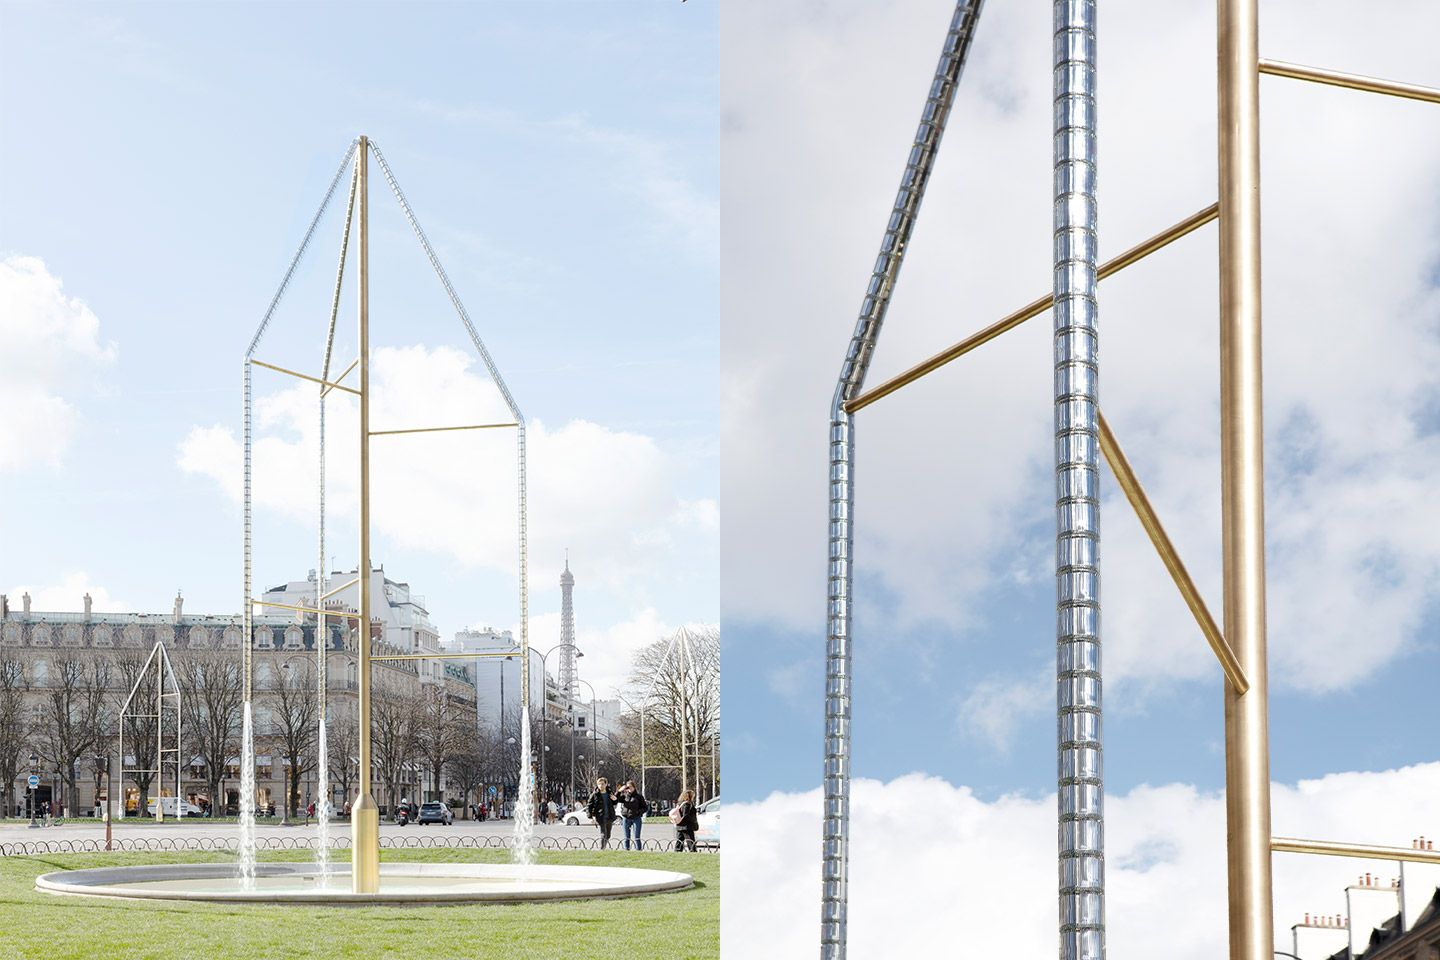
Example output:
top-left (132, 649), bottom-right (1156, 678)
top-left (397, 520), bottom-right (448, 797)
top-left (0, 585), bottom-right (478, 819)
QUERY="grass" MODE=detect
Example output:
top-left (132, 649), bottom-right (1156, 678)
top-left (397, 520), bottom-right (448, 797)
top-left (0, 847), bottom-right (718, 960)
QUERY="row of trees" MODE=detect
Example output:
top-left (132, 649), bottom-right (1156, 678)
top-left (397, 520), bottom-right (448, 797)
top-left (0, 623), bottom-right (721, 819)
top-left (0, 648), bottom-right (464, 818)
top-left (617, 625), bottom-right (721, 804)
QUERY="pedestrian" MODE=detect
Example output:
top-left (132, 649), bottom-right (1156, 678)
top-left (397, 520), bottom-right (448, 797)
top-left (585, 776), bottom-right (618, 849)
top-left (616, 779), bottom-right (648, 850)
top-left (671, 790), bottom-right (698, 852)
top-left (547, 799), bottom-right (559, 824)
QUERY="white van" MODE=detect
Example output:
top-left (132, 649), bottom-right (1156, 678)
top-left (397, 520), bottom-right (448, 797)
top-left (145, 796), bottom-right (202, 818)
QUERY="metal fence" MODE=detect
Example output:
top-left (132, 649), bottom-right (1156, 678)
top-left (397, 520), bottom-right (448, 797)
top-left (0, 834), bottom-right (717, 857)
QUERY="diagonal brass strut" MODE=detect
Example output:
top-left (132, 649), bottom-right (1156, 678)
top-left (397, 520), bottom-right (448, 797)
top-left (844, 202), bottom-right (1219, 413)
top-left (1097, 412), bottom-right (1248, 693)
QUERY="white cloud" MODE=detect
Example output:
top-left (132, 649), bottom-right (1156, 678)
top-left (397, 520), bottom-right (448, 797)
top-left (6, 572), bottom-right (129, 613)
top-left (955, 667), bottom-right (1051, 753)
top-left (177, 344), bottom-right (714, 607)
top-left (0, 256), bottom-right (117, 470)
top-left (722, 764), bottom-right (1440, 958)
top-left (720, 0), bottom-right (1440, 694)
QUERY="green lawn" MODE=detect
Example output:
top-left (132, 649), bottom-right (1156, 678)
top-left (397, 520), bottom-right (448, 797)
top-left (0, 847), bottom-right (718, 960)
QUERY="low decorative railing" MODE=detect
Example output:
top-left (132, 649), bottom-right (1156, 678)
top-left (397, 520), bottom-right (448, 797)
top-left (0, 834), bottom-right (717, 856)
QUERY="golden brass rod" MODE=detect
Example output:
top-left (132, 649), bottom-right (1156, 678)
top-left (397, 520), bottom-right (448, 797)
top-left (250, 598), bottom-right (361, 619)
top-left (1272, 837), bottom-right (1440, 866)
top-left (1259, 58), bottom-right (1440, 105)
top-left (1220, 1), bottom-right (1274, 957)
top-left (319, 577), bottom-right (359, 600)
top-left (249, 358), bottom-right (361, 397)
top-left (844, 202), bottom-right (1219, 413)
top-left (1096, 412), bottom-right (1249, 694)
top-left (321, 358), bottom-right (360, 396)
top-left (370, 651), bottom-right (523, 662)
top-left (352, 134), bottom-right (380, 894)
top-left (368, 422), bottom-right (520, 437)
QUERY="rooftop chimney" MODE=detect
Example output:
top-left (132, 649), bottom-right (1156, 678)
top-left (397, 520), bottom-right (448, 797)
top-left (83, 593), bottom-right (92, 620)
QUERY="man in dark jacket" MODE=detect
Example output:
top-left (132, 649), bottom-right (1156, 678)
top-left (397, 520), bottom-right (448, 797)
top-left (585, 777), bottom-right (618, 849)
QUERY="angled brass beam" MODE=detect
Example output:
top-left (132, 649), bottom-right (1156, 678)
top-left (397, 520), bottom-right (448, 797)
top-left (251, 598), bottom-right (362, 619)
top-left (844, 202), bottom-right (1220, 413)
top-left (1259, 59), bottom-right (1440, 105)
top-left (370, 651), bottom-right (522, 661)
top-left (1273, 837), bottom-right (1440, 866)
top-left (250, 358), bottom-right (362, 397)
top-left (319, 577), bottom-right (359, 600)
top-left (322, 357), bottom-right (360, 396)
top-left (368, 422), bottom-right (519, 437)
top-left (1097, 411), bottom-right (1249, 694)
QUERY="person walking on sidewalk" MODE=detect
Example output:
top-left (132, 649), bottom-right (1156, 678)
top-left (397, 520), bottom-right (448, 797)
top-left (586, 777), bottom-right (618, 849)
top-left (616, 780), bottom-right (648, 850)
top-left (671, 790), bottom-right (699, 852)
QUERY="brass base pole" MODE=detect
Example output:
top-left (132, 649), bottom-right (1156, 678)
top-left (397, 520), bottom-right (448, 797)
top-left (352, 133), bottom-right (380, 894)
top-left (1218, 1), bottom-right (1274, 958)
top-left (352, 792), bottom-right (379, 890)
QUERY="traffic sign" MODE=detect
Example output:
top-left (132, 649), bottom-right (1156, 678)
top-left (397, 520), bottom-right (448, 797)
top-left (488, 786), bottom-right (497, 797)
top-left (27, 775), bottom-right (39, 789)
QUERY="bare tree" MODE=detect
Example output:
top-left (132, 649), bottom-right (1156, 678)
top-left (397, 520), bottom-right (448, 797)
top-left (112, 649), bottom-right (158, 814)
top-left (176, 649), bottom-right (243, 815)
top-left (415, 685), bottom-right (460, 801)
top-left (622, 625), bottom-right (721, 801)
top-left (266, 661), bottom-right (318, 818)
top-left (371, 676), bottom-right (417, 813)
top-left (445, 737), bottom-right (495, 819)
top-left (327, 711), bottom-right (359, 809)
top-left (35, 655), bottom-right (108, 815)
top-left (0, 655), bottom-right (29, 817)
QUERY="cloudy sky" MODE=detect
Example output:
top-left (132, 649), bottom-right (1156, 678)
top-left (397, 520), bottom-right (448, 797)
top-left (722, 0), bottom-right (1438, 951)
top-left (0, 1), bottom-right (717, 698)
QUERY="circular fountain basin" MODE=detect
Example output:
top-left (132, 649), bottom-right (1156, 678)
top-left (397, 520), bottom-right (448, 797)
top-left (35, 861), bottom-right (693, 904)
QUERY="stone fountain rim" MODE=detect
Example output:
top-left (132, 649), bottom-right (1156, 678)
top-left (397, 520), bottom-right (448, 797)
top-left (35, 860), bottom-right (695, 905)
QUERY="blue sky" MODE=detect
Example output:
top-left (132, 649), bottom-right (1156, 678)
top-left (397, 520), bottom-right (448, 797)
top-left (721, 0), bottom-right (1440, 806)
top-left (0, 1), bottom-right (717, 697)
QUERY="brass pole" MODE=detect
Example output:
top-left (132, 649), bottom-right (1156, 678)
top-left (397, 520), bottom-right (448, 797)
top-left (844, 203), bottom-right (1219, 413)
top-left (1218, 2), bottom-right (1273, 958)
top-left (251, 598), bottom-right (361, 619)
top-left (368, 422), bottom-right (519, 437)
top-left (371, 651), bottom-right (526, 661)
top-left (1096, 412), bottom-right (1248, 694)
top-left (1272, 837), bottom-right (1440, 866)
top-left (249, 358), bottom-right (361, 396)
top-left (1258, 59), bottom-right (1440, 105)
top-left (351, 135), bottom-right (380, 894)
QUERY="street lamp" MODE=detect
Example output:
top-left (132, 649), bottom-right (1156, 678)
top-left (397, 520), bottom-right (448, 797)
top-left (27, 752), bottom-right (38, 829)
top-left (572, 678), bottom-right (599, 797)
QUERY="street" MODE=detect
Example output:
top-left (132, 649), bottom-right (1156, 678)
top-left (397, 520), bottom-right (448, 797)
top-left (0, 817), bottom-right (611, 844)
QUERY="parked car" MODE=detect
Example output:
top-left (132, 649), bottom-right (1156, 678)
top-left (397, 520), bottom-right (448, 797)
top-left (695, 796), bottom-right (720, 846)
top-left (563, 803), bottom-right (595, 827)
top-left (146, 797), bottom-right (203, 818)
top-left (417, 801), bottom-right (452, 825)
